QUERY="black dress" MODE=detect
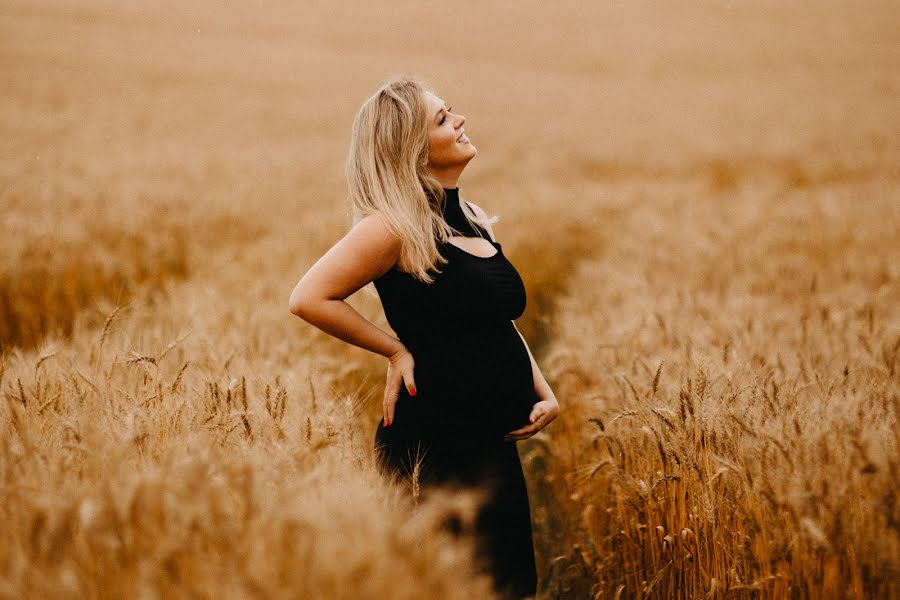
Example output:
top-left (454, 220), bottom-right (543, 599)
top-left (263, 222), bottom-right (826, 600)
top-left (372, 187), bottom-right (539, 598)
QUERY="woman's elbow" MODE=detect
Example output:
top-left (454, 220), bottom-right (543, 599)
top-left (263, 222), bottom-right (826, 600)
top-left (288, 289), bottom-right (315, 318)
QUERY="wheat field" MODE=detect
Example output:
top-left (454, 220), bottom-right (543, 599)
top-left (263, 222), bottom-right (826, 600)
top-left (1, 1), bottom-right (898, 598)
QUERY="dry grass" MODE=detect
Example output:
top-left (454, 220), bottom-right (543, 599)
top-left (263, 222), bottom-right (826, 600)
top-left (1, 0), bottom-right (898, 598)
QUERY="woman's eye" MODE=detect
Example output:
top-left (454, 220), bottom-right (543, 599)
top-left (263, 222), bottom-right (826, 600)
top-left (439, 116), bottom-right (445, 125)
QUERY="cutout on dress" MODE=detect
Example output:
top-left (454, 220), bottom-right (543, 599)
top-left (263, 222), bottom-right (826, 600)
top-left (447, 235), bottom-right (499, 259)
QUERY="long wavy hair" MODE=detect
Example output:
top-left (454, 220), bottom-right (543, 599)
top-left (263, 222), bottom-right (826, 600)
top-left (346, 74), bottom-right (497, 285)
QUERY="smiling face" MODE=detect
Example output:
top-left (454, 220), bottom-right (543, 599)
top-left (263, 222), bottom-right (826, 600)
top-left (424, 90), bottom-right (477, 187)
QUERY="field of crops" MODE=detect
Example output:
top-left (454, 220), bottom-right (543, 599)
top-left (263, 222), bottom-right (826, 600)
top-left (2, 1), bottom-right (898, 597)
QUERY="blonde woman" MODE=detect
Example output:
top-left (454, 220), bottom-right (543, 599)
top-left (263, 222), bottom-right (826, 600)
top-left (289, 75), bottom-right (559, 599)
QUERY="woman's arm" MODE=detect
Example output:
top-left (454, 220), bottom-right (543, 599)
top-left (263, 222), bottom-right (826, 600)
top-left (512, 321), bottom-right (557, 403)
top-left (289, 214), bottom-right (405, 360)
top-left (506, 321), bottom-right (561, 441)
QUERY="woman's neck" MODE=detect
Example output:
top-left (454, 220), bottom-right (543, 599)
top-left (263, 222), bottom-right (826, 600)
top-left (430, 167), bottom-right (463, 189)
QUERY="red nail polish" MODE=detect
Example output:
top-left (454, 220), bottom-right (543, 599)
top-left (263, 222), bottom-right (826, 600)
top-left (410, 388), bottom-right (416, 397)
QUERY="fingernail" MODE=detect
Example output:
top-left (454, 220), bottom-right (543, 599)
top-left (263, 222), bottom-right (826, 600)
top-left (410, 388), bottom-right (416, 397)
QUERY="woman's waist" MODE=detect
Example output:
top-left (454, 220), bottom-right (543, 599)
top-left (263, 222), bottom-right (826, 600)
top-left (400, 323), bottom-right (532, 389)
top-left (400, 320), bottom-right (516, 354)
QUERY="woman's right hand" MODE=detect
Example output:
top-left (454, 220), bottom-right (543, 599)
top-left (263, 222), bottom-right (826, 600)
top-left (383, 346), bottom-right (417, 427)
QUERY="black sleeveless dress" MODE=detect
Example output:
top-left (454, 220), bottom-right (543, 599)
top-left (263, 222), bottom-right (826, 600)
top-left (372, 187), bottom-right (539, 598)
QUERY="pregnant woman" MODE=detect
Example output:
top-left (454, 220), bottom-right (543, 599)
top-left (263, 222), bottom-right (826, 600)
top-left (289, 75), bottom-right (560, 599)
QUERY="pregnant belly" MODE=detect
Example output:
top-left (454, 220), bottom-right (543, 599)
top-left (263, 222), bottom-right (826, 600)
top-left (404, 323), bottom-right (539, 438)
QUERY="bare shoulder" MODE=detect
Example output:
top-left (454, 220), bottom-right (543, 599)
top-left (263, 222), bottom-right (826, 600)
top-left (344, 213), bottom-right (403, 275)
top-left (354, 213), bottom-right (402, 249)
top-left (463, 200), bottom-right (498, 243)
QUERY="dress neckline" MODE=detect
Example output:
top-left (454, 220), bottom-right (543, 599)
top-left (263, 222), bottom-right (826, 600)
top-left (441, 187), bottom-right (502, 259)
top-left (440, 187), bottom-right (461, 219)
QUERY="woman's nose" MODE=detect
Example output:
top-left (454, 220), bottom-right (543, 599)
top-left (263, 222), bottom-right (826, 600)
top-left (455, 113), bottom-right (466, 127)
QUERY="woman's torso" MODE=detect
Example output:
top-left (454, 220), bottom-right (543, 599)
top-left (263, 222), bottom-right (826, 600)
top-left (373, 188), bottom-right (538, 439)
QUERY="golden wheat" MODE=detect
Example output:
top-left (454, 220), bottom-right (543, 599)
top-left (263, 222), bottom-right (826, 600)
top-left (2, 1), bottom-right (898, 598)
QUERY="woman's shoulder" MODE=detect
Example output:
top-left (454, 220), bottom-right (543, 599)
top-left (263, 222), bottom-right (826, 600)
top-left (355, 213), bottom-right (402, 246)
top-left (462, 200), bottom-right (498, 243)
top-left (348, 213), bottom-right (404, 276)
top-left (463, 199), bottom-right (485, 217)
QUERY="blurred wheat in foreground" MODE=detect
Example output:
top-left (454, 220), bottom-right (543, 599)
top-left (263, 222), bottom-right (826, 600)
top-left (0, 332), bottom-right (498, 598)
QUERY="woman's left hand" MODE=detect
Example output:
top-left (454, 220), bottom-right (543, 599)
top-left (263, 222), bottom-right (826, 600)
top-left (504, 397), bottom-right (560, 442)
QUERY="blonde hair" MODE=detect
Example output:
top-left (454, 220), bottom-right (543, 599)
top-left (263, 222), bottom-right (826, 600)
top-left (346, 74), bottom-right (497, 284)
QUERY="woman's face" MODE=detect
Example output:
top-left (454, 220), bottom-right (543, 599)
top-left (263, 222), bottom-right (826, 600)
top-left (424, 90), bottom-right (476, 181)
